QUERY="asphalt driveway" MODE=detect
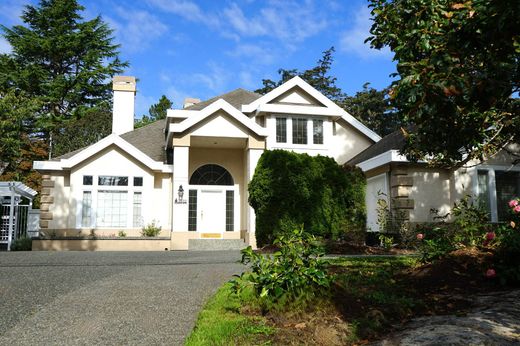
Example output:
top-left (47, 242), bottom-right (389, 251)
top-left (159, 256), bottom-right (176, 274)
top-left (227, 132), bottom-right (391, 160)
top-left (0, 251), bottom-right (243, 345)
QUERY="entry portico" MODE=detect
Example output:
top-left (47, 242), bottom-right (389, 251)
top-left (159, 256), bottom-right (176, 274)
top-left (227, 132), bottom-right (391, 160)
top-left (168, 99), bottom-right (268, 249)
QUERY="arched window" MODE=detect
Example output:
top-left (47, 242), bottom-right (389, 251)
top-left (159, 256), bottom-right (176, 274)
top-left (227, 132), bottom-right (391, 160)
top-left (189, 164), bottom-right (234, 185)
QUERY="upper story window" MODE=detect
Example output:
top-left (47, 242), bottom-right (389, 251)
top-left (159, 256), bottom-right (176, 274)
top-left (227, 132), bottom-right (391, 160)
top-left (292, 118), bottom-right (308, 144)
top-left (133, 177), bottom-right (143, 187)
top-left (313, 120), bottom-right (324, 145)
top-left (83, 175), bottom-right (93, 185)
top-left (98, 176), bottom-right (128, 186)
top-left (276, 118), bottom-right (287, 143)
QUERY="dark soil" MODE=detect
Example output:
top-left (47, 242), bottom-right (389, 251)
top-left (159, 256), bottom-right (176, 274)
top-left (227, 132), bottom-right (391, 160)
top-left (254, 248), bottom-right (512, 345)
top-left (257, 240), bottom-right (416, 255)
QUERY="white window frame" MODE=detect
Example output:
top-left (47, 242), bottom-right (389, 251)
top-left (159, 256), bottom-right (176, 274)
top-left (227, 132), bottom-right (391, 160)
top-left (271, 114), bottom-right (327, 150)
top-left (471, 165), bottom-right (520, 222)
top-left (77, 174), bottom-right (144, 229)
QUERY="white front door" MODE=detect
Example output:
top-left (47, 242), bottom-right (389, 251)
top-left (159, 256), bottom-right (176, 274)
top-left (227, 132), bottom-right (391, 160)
top-left (198, 189), bottom-right (225, 233)
top-left (366, 173), bottom-right (388, 232)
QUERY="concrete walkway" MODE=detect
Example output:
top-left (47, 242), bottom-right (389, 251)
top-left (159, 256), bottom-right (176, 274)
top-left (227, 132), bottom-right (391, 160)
top-left (0, 251), bottom-right (243, 345)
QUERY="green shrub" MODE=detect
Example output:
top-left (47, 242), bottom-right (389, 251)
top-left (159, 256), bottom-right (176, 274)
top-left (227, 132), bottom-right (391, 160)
top-left (493, 198), bottom-right (520, 285)
top-left (118, 230), bottom-right (127, 237)
top-left (10, 236), bottom-right (32, 251)
top-left (230, 228), bottom-right (333, 313)
top-left (248, 150), bottom-right (366, 246)
top-left (416, 195), bottom-right (490, 262)
top-left (141, 221), bottom-right (161, 237)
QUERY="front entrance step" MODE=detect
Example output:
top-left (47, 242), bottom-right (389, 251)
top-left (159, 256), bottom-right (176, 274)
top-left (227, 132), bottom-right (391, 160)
top-left (188, 239), bottom-right (247, 251)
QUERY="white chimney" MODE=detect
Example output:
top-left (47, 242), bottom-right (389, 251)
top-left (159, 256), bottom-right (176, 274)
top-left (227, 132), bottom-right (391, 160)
top-left (112, 76), bottom-right (136, 135)
top-left (183, 97), bottom-right (200, 109)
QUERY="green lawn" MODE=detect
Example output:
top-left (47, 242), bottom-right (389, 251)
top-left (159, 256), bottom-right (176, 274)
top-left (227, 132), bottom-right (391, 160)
top-left (185, 283), bottom-right (274, 346)
top-left (186, 256), bottom-right (420, 345)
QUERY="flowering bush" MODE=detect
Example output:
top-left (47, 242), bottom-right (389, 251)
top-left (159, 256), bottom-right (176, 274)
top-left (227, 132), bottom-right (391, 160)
top-left (492, 198), bottom-right (520, 285)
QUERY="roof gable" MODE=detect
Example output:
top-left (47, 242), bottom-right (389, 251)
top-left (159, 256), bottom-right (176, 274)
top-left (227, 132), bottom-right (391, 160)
top-left (241, 76), bottom-right (382, 142)
top-left (34, 134), bottom-right (171, 172)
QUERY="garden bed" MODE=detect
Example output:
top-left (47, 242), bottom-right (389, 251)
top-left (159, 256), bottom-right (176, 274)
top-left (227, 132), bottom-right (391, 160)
top-left (187, 250), bottom-right (513, 345)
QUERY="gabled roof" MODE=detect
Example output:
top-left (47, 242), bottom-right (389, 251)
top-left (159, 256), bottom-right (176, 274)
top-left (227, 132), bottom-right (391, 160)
top-left (241, 76), bottom-right (381, 142)
top-left (121, 120), bottom-right (165, 162)
top-left (168, 99), bottom-right (268, 143)
top-left (34, 134), bottom-right (171, 172)
top-left (186, 88), bottom-right (262, 111)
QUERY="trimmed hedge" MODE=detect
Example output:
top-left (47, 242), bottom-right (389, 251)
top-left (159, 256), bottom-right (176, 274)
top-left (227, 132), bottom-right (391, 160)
top-left (248, 150), bottom-right (366, 246)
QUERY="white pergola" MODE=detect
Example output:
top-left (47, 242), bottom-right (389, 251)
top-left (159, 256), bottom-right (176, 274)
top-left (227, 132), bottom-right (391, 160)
top-left (0, 182), bottom-right (37, 250)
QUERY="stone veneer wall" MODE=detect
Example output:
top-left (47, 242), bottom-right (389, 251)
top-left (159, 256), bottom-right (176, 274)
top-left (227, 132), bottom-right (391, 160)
top-left (39, 174), bottom-right (55, 231)
top-left (390, 164), bottom-right (414, 223)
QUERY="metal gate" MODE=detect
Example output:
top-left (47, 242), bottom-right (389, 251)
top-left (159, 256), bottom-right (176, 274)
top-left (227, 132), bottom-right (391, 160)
top-left (0, 204), bottom-right (30, 249)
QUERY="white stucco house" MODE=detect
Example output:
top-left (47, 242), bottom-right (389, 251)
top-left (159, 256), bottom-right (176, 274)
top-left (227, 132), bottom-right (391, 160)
top-left (33, 75), bottom-right (519, 251)
top-left (33, 76), bottom-right (381, 250)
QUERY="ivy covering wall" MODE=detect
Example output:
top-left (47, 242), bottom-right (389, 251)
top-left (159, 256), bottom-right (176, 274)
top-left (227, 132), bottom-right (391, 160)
top-left (249, 150), bottom-right (366, 246)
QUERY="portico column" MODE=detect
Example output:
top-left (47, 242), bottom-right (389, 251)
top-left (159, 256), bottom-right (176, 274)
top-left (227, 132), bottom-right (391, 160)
top-left (246, 148), bottom-right (263, 249)
top-left (172, 146), bottom-right (189, 232)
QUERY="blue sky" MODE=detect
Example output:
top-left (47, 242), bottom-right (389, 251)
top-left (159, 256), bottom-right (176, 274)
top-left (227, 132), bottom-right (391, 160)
top-left (0, 0), bottom-right (397, 118)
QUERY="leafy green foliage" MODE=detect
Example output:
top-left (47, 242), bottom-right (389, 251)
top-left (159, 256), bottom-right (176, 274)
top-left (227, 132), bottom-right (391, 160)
top-left (230, 229), bottom-right (333, 312)
top-left (416, 195), bottom-right (491, 262)
top-left (248, 150), bottom-right (366, 246)
top-left (341, 83), bottom-right (400, 137)
top-left (0, 0), bottom-right (128, 158)
top-left (135, 95), bottom-right (172, 129)
top-left (368, 0), bottom-right (520, 166)
top-left (493, 199), bottom-right (520, 285)
top-left (10, 236), bottom-right (32, 251)
top-left (141, 221), bottom-right (161, 237)
top-left (52, 105), bottom-right (112, 157)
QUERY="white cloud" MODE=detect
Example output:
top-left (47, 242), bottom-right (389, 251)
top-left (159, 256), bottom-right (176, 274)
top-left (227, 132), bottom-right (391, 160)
top-left (339, 5), bottom-right (392, 59)
top-left (191, 62), bottom-right (230, 94)
top-left (146, 0), bottom-right (219, 26)
top-left (0, 37), bottom-right (12, 54)
top-left (106, 8), bottom-right (168, 53)
top-left (228, 43), bottom-right (276, 65)
top-left (222, 1), bottom-right (328, 49)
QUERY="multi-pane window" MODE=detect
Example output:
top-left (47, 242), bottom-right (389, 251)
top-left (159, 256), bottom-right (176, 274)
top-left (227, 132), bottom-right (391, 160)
top-left (496, 171), bottom-right (520, 221)
top-left (276, 118), bottom-right (287, 143)
top-left (133, 192), bottom-right (142, 227)
top-left (96, 190), bottom-right (128, 227)
top-left (81, 191), bottom-right (92, 227)
top-left (188, 190), bottom-right (197, 231)
top-left (226, 191), bottom-right (234, 232)
top-left (83, 175), bottom-right (93, 185)
top-left (477, 171), bottom-right (491, 216)
top-left (292, 118), bottom-right (307, 144)
top-left (313, 120), bottom-right (324, 144)
top-left (98, 176), bottom-right (128, 186)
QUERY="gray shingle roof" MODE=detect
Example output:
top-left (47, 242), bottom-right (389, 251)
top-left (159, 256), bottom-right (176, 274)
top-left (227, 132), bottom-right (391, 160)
top-left (51, 88), bottom-right (261, 164)
top-left (185, 88), bottom-right (261, 111)
top-left (347, 129), bottom-right (406, 166)
top-left (120, 120), bottom-right (166, 162)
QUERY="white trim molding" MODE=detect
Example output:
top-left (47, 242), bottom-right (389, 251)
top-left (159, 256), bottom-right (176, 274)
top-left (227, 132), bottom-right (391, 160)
top-left (356, 150), bottom-right (412, 172)
top-left (241, 76), bottom-right (381, 143)
top-left (33, 134), bottom-right (173, 173)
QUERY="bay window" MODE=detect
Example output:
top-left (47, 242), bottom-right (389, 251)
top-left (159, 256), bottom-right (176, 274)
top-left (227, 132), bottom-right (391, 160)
top-left (80, 174), bottom-right (144, 228)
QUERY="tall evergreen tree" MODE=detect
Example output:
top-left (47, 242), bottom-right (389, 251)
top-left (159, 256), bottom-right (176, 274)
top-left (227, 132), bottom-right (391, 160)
top-left (0, 0), bottom-right (128, 158)
top-left (135, 95), bottom-right (173, 129)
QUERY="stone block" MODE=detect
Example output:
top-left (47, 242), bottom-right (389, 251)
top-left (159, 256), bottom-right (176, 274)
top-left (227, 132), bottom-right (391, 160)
top-left (391, 186), bottom-right (411, 198)
top-left (40, 204), bottom-right (50, 212)
top-left (39, 220), bottom-right (49, 229)
top-left (41, 188), bottom-right (51, 196)
top-left (40, 196), bottom-right (54, 204)
top-left (42, 180), bottom-right (55, 188)
top-left (40, 212), bottom-right (53, 220)
top-left (393, 198), bottom-right (415, 209)
top-left (391, 176), bottom-right (413, 187)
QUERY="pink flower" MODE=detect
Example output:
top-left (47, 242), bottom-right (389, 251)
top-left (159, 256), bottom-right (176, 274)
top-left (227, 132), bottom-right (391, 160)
top-left (416, 233), bottom-right (424, 240)
top-left (485, 269), bottom-right (496, 278)
top-left (509, 199), bottom-right (519, 208)
top-left (514, 205), bottom-right (520, 213)
top-left (486, 232), bottom-right (495, 241)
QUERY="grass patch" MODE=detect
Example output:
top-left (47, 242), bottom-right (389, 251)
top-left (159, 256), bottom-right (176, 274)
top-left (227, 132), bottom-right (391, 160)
top-left (185, 283), bottom-right (274, 346)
